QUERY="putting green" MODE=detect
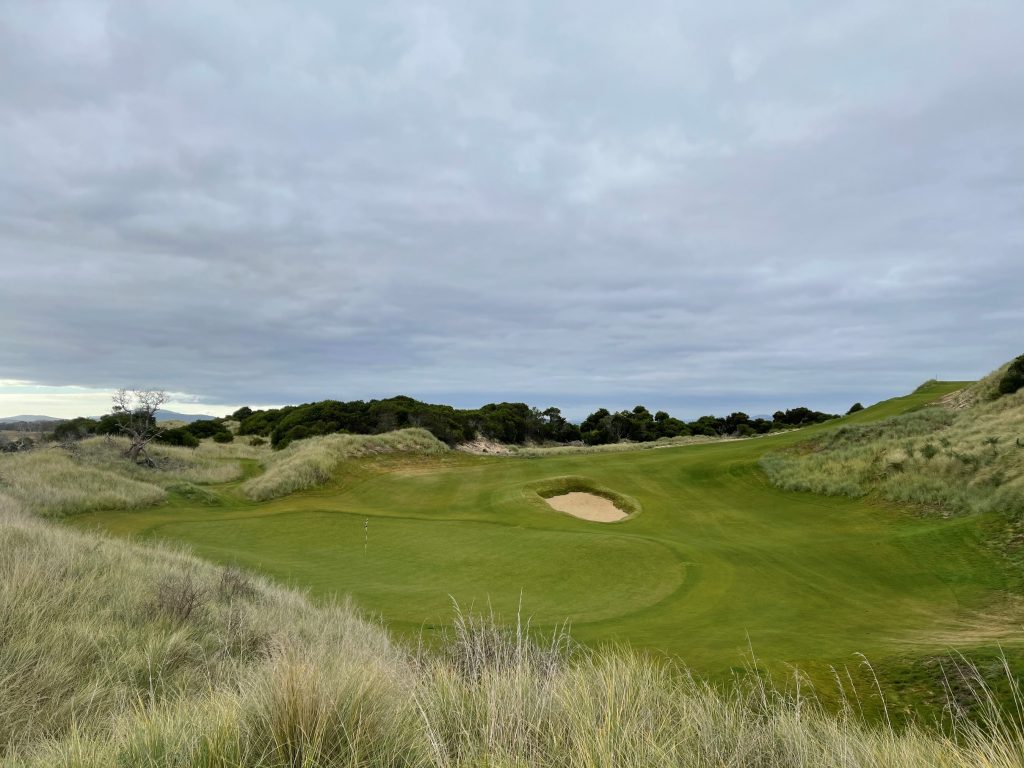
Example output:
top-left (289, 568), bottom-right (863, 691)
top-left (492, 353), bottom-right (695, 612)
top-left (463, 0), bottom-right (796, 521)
top-left (148, 510), bottom-right (685, 624)
top-left (70, 381), bottom-right (1018, 677)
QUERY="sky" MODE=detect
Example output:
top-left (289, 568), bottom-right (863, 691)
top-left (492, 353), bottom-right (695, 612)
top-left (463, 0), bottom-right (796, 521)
top-left (1, 1), bottom-right (1022, 421)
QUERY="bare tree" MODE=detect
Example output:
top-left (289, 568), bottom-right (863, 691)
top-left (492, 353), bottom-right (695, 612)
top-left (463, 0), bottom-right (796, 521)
top-left (112, 388), bottom-right (168, 466)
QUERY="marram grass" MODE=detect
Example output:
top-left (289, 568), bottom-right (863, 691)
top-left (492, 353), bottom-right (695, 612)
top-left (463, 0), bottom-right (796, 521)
top-left (0, 450), bottom-right (166, 516)
top-left (241, 428), bottom-right (448, 501)
top-left (0, 436), bottom-right (254, 516)
top-left (762, 378), bottom-right (1024, 519)
top-left (4, 498), bottom-right (1024, 766)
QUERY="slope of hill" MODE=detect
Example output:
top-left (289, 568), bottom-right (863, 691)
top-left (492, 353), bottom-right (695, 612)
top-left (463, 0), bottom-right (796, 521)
top-left (0, 415), bottom-right (61, 424)
top-left (761, 365), bottom-right (1024, 528)
top-left (154, 409), bottom-right (217, 423)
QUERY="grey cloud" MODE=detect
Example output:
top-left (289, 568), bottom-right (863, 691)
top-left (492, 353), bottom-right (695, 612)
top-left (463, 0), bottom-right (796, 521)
top-left (1, 0), bottom-right (1022, 418)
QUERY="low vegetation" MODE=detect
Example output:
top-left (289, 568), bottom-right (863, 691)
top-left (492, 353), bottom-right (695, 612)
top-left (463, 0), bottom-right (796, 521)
top-left (241, 428), bottom-right (448, 501)
top-left (761, 368), bottom-right (1024, 523)
top-left (0, 437), bottom-right (250, 516)
top-left (4, 495), bottom-right (1024, 766)
top-left (74, 436), bottom-right (250, 486)
top-left (52, 410), bottom-right (236, 448)
top-left (0, 450), bottom-right (166, 516)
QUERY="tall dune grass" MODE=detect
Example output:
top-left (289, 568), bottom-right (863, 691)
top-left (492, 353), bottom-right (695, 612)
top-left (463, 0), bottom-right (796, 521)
top-left (761, 385), bottom-right (1024, 520)
top-left (0, 437), bottom-right (255, 516)
top-left (74, 436), bottom-right (248, 485)
top-left (241, 428), bottom-right (448, 501)
top-left (0, 450), bottom-right (167, 516)
top-left (5, 507), bottom-right (1024, 766)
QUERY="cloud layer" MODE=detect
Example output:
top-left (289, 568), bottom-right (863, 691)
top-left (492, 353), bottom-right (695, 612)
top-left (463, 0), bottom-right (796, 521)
top-left (2, 1), bottom-right (1022, 419)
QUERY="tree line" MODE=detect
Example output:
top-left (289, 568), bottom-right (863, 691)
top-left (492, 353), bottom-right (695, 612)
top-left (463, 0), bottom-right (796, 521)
top-left (42, 394), bottom-right (841, 451)
top-left (52, 411), bottom-right (234, 448)
top-left (232, 396), bottom-right (839, 449)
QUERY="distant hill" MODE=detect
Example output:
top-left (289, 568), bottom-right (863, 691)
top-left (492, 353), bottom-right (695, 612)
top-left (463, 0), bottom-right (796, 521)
top-left (1, 411), bottom-right (216, 428)
top-left (154, 410), bottom-right (216, 423)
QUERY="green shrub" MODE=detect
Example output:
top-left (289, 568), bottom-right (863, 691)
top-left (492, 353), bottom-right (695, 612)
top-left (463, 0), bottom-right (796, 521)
top-left (158, 427), bottom-right (200, 448)
top-left (51, 417), bottom-right (99, 441)
top-left (998, 355), bottom-right (1024, 396)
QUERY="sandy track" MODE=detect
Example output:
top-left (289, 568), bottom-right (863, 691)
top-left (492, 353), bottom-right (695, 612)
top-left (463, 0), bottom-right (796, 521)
top-left (544, 492), bottom-right (627, 522)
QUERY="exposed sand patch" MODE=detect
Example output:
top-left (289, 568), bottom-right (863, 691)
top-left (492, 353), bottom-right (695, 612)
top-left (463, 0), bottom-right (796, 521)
top-left (457, 436), bottom-right (516, 455)
top-left (544, 492), bottom-right (627, 522)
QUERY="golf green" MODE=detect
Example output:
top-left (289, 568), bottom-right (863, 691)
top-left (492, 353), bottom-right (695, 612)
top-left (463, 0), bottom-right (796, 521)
top-left (71, 382), bottom-right (1015, 675)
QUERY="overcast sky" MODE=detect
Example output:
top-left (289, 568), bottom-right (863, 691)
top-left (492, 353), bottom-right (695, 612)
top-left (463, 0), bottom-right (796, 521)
top-left (1, 1), bottom-right (1022, 420)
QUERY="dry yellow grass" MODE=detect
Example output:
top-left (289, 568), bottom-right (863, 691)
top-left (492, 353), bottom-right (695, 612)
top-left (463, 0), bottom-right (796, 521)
top-left (0, 450), bottom-right (167, 516)
top-left (75, 436), bottom-right (249, 485)
top-left (0, 437), bottom-right (256, 516)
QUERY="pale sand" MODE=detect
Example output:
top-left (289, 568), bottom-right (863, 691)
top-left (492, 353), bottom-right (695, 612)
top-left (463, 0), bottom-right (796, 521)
top-left (544, 492), bottom-right (627, 522)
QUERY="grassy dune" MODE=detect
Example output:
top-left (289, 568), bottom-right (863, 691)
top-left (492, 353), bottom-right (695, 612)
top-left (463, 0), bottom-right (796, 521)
top-left (241, 428), bottom-right (448, 501)
top-left (0, 437), bottom-right (255, 516)
top-left (761, 374), bottom-right (1024, 520)
top-left (4, 495), bottom-right (1024, 766)
top-left (0, 450), bottom-right (167, 516)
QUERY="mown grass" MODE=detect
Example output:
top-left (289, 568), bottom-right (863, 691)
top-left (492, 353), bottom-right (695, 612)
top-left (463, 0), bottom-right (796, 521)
top-left (505, 433), bottom-right (741, 458)
top-left (5, 498), bottom-right (1024, 766)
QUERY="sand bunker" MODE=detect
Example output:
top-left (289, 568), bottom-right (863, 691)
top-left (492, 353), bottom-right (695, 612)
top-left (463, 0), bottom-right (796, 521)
top-left (544, 492), bottom-right (627, 522)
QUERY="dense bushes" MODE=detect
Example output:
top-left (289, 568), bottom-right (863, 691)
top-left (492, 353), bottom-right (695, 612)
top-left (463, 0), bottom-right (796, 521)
top-left (999, 355), bottom-right (1024, 396)
top-left (577, 405), bottom-right (838, 446)
top-left (238, 396), bottom-right (582, 449)
top-left (50, 413), bottom-right (234, 447)
top-left (51, 416), bottom-right (100, 441)
top-left (158, 427), bottom-right (200, 447)
top-left (152, 417), bottom-right (233, 446)
top-left (234, 395), bottom-right (840, 449)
